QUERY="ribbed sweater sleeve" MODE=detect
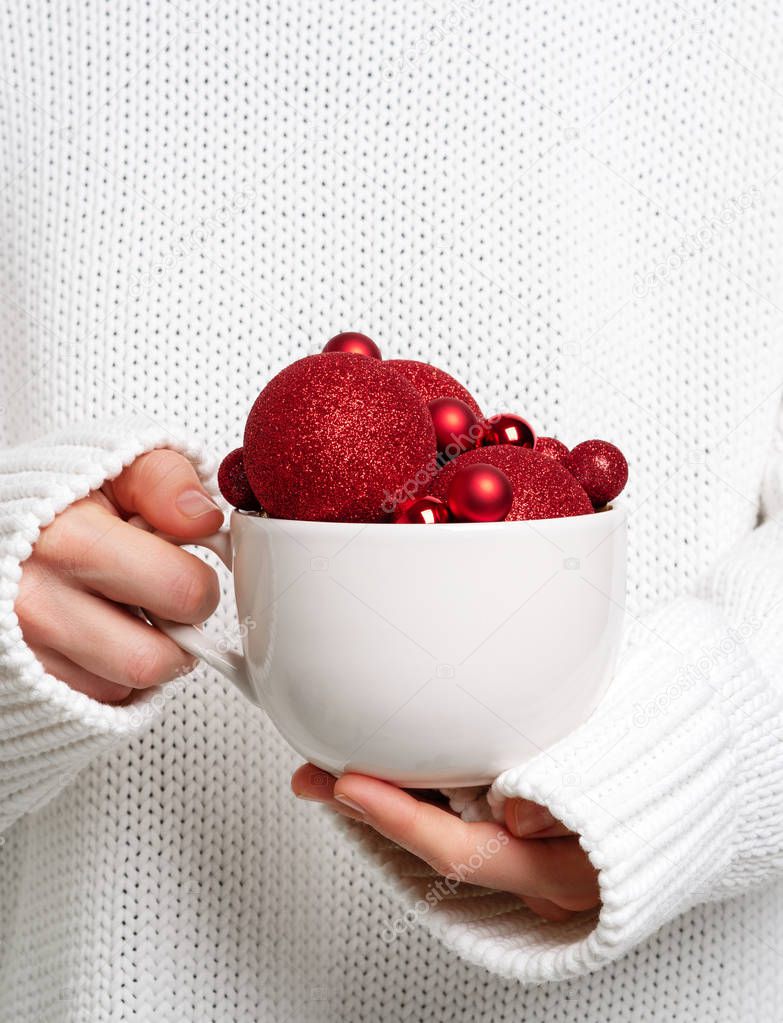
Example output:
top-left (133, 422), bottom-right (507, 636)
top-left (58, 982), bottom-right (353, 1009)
top-left (342, 414), bottom-right (783, 984)
top-left (0, 413), bottom-right (218, 835)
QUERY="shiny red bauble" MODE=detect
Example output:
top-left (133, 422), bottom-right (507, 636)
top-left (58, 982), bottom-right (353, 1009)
top-left (431, 446), bottom-right (593, 521)
top-left (243, 353), bottom-right (436, 522)
top-left (323, 331), bottom-right (382, 360)
top-left (478, 413), bottom-right (536, 449)
top-left (446, 463), bottom-right (514, 523)
top-left (428, 396), bottom-right (481, 454)
top-left (534, 436), bottom-right (572, 468)
top-left (217, 447), bottom-right (260, 511)
top-left (392, 496), bottom-right (450, 524)
top-left (569, 439), bottom-right (628, 506)
top-left (385, 359), bottom-right (482, 416)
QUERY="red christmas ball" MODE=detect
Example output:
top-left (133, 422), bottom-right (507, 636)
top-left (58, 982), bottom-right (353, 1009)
top-left (478, 413), bottom-right (536, 449)
top-left (430, 446), bottom-right (594, 521)
top-left (569, 440), bottom-right (628, 506)
top-left (534, 436), bottom-right (572, 468)
top-left (428, 396), bottom-right (481, 454)
top-left (385, 359), bottom-right (482, 416)
top-left (323, 331), bottom-right (382, 360)
top-left (218, 447), bottom-right (260, 511)
top-left (393, 496), bottom-right (450, 524)
top-left (244, 353), bottom-right (436, 522)
top-left (446, 463), bottom-right (514, 523)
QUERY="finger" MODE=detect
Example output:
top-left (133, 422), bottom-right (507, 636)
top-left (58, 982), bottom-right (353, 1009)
top-left (296, 768), bottom-right (595, 909)
top-left (34, 498), bottom-right (220, 625)
top-left (520, 896), bottom-right (575, 923)
top-left (505, 798), bottom-right (575, 838)
top-left (18, 572), bottom-right (198, 688)
top-left (39, 506), bottom-right (221, 625)
top-left (291, 762), bottom-right (337, 801)
top-left (333, 774), bottom-right (599, 908)
top-left (290, 764), bottom-right (366, 823)
top-left (27, 642), bottom-right (133, 704)
top-left (317, 784), bottom-right (581, 914)
top-left (108, 449), bottom-right (223, 539)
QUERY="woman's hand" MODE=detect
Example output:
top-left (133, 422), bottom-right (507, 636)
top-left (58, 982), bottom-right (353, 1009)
top-left (15, 449), bottom-right (224, 704)
top-left (292, 763), bottom-right (599, 921)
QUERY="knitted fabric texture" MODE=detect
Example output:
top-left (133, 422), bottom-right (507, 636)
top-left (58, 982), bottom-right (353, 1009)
top-left (1, 1), bottom-right (783, 1021)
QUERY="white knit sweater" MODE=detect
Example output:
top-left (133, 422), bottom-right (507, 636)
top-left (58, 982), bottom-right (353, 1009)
top-left (1, 1), bottom-right (783, 1020)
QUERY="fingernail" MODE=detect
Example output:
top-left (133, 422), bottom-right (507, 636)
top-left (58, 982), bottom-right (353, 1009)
top-left (176, 489), bottom-right (221, 519)
top-left (334, 793), bottom-right (367, 816)
top-left (513, 802), bottom-right (550, 836)
top-left (294, 791), bottom-right (326, 802)
top-left (509, 802), bottom-right (522, 834)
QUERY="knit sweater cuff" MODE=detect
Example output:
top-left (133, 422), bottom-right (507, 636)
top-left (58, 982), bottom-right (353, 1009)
top-left (341, 594), bottom-right (782, 984)
top-left (0, 413), bottom-right (218, 834)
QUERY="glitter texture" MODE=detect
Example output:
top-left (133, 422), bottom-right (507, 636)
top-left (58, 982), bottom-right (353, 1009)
top-left (534, 436), bottom-right (573, 468)
top-left (217, 447), bottom-right (260, 511)
top-left (385, 359), bottom-right (482, 416)
top-left (243, 353), bottom-right (436, 522)
top-left (569, 439), bottom-right (628, 506)
top-left (429, 446), bottom-right (594, 520)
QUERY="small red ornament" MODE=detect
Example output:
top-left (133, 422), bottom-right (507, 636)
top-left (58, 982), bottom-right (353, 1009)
top-left (385, 359), bottom-right (482, 416)
top-left (446, 463), bottom-right (514, 523)
top-left (392, 496), bottom-right (450, 524)
top-left (569, 439), bottom-right (628, 506)
top-left (534, 436), bottom-right (572, 468)
top-left (218, 447), bottom-right (260, 511)
top-left (430, 446), bottom-right (594, 521)
top-left (428, 397), bottom-right (481, 455)
top-left (478, 413), bottom-right (536, 449)
top-left (323, 331), bottom-right (382, 360)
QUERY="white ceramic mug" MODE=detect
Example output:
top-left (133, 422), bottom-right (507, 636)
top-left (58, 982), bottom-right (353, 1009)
top-left (145, 507), bottom-right (627, 788)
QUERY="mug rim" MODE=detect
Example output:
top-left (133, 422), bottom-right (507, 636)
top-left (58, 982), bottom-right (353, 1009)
top-left (230, 503), bottom-right (626, 533)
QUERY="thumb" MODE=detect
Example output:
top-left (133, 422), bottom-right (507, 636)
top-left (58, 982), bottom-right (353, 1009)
top-left (108, 448), bottom-right (224, 538)
top-left (504, 798), bottom-right (574, 838)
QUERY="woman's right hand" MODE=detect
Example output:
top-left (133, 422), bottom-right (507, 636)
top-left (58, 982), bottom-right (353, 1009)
top-left (15, 449), bottom-right (225, 704)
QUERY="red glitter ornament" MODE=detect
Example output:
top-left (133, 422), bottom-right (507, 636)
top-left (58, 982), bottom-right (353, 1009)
top-left (478, 413), bottom-right (536, 449)
top-left (385, 359), bottom-right (482, 416)
top-left (428, 397), bottom-right (481, 454)
top-left (430, 446), bottom-right (594, 521)
top-left (243, 353), bottom-right (436, 523)
top-left (446, 463), bottom-right (513, 522)
top-left (534, 436), bottom-right (572, 468)
top-left (218, 447), bottom-right (261, 511)
top-left (392, 496), bottom-right (450, 525)
top-left (323, 331), bottom-right (382, 360)
top-left (569, 439), bottom-right (628, 507)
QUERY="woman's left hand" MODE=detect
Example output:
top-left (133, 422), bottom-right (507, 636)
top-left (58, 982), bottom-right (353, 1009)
top-left (292, 763), bottom-right (600, 921)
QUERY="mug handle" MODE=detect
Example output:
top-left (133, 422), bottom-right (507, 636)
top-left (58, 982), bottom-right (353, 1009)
top-left (129, 515), bottom-right (255, 703)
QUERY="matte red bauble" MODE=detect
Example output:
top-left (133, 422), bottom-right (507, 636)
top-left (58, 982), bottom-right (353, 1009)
top-left (323, 332), bottom-right (382, 360)
top-left (385, 359), bottom-right (482, 416)
top-left (569, 439), bottom-right (628, 506)
top-left (478, 413), bottom-right (536, 449)
top-left (428, 397), bottom-right (481, 454)
top-left (392, 496), bottom-right (450, 524)
top-left (244, 353), bottom-right (436, 522)
top-left (217, 447), bottom-right (260, 511)
top-left (534, 436), bottom-right (572, 468)
top-left (430, 446), bottom-right (593, 521)
top-left (446, 463), bottom-right (513, 523)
